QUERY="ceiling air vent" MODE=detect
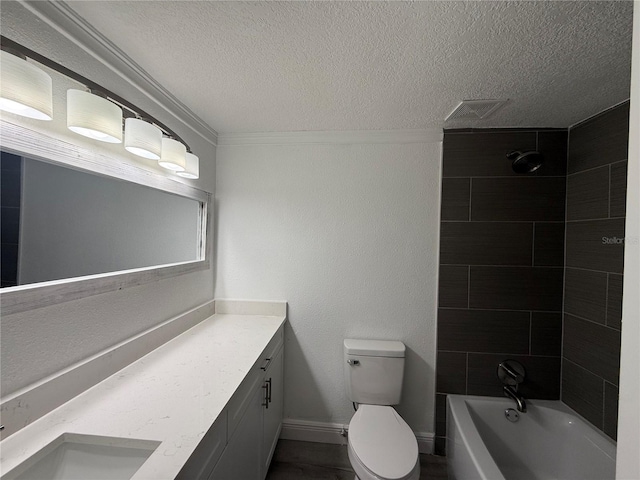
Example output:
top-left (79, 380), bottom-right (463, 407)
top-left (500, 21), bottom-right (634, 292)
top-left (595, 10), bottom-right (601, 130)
top-left (446, 99), bottom-right (508, 121)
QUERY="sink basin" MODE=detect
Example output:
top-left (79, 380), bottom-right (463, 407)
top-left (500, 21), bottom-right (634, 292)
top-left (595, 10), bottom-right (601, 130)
top-left (2, 433), bottom-right (160, 480)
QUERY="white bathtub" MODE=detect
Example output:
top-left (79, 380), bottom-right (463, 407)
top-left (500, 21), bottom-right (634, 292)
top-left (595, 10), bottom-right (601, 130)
top-left (446, 395), bottom-right (616, 480)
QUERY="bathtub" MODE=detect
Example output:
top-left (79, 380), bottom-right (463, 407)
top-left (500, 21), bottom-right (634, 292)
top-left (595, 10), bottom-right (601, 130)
top-left (446, 395), bottom-right (616, 480)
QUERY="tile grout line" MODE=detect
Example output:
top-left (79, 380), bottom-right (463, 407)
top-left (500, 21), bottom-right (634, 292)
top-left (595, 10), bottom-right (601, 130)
top-left (559, 127), bottom-right (571, 404)
top-left (467, 266), bottom-right (470, 309)
top-left (438, 349), bottom-right (561, 358)
top-left (565, 309), bottom-right (621, 332)
top-left (532, 222), bottom-right (536, 266)
top-left (602, 378), bottom-right (607, 430)
top-left (443, 175), bottom-right (567, 179)
top-left (608, 164), bottom-right (612, 219)
top-left (565, 265), bottom-right (622, 276)
top-left (440, 220), bottom-right (565, 223)
top-left (605, 273), bottom-right (610, 327)
top-left (566, 158), bottom-right (629, 177)
top-left (468, 178), bottom-right (472, 221)
top-left (439, 306), bottom-right (563, 314)
top-left (529, 311), bottom-right (533, 355)
top-left (439, 264), bottom-right (564, 268)
top-left (464, 353), bottom-right (469, 395)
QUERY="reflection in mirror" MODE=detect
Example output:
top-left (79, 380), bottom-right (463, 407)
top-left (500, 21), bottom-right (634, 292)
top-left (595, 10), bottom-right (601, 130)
top-left (1, 150), bottom-right (202, 287)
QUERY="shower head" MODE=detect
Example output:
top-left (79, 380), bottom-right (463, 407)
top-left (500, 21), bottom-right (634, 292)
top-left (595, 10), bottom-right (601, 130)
top-left (507, 150), bottom-right (544, 174)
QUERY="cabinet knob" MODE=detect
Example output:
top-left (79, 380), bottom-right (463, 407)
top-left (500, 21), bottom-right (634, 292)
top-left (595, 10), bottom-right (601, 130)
top-left (347, 359), bottom-right (360, 366)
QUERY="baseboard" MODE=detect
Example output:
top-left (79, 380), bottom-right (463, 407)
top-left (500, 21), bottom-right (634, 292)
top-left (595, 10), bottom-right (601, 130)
top-left (280, 418), bottom-right (435, 453)
top-left (280, 419), bottom-right (349, 445)
top-left (415, 432), bottom-right (435, 454)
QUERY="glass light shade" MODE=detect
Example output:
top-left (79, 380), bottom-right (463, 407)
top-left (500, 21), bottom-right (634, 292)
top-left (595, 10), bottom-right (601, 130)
top-left (67, 89), bottom-right (122, 143)
top-left (124, 118), bottom-right (162, 160)
top-left (177, 152), bottom-right (199, 179)
top-left (159, 138), bottom-right (186, 171)
top-left (0, 50), bottom-right (53, 120)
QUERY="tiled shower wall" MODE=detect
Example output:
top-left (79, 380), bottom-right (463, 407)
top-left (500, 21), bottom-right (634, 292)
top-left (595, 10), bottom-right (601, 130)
top-left (435, 128), bottom-right (568, 454)
top-left (562, 102), bottom-right (629, 440)
top-left (435, 103), bottom-right (630, 454)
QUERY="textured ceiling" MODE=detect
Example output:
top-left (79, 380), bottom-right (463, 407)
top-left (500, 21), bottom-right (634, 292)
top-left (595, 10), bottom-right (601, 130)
top-left (63, 1), bottom-right (633, 132)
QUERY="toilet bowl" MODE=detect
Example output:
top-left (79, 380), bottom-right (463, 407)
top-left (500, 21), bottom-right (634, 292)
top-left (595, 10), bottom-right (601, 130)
top-left (347, 405), bottom-right (420, 480)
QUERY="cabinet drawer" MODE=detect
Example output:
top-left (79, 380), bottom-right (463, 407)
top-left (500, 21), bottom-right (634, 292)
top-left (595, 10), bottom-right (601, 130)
top-left (258, 326), bottom-right (283, 373)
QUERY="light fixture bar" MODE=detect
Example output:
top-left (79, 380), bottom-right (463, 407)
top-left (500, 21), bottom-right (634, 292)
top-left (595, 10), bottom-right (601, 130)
top-left (0, 35), bottom-right (191, 153)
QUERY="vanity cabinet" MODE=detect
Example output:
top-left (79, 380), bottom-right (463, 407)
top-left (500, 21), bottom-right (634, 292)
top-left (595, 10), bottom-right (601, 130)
top-left (205, 327), bottom-right (284, 480)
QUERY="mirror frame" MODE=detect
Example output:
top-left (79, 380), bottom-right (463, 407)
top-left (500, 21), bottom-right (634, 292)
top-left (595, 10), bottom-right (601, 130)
top-left (0, 119), bottom-right (212, 315)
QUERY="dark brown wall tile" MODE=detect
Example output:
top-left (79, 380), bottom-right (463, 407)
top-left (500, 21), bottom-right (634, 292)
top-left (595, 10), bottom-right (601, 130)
top-left (564, 268), bottom-right (607, 324)
top-left (566, 167), bottom-right (609, 221)
top-left (471, 177), bottom-right (566, 221)
top-left (533, 222), bottom-right (565, 266)
top-left (440, 222), bottom-right (533, 266)
top-left (610, 161), bottom-right (628, 218)
top-left (565, 219), bottom-right (625, 273)
top-left (467, 353), bottom-right (560, 399)
top-left (434, 437), bottom-right (446, 456)
top-left (435, 393), bottom-right (447, 437)
top-left (436, 351), bottom-right (467, 394)
top-left (441, 178), bottom-right (470, 221)
top-left (469, 266), bottom-right (564, 311)
top-left (562, 359), bottom-right (604, 429)
top-left (604, 382), bottom-right (619, 440)
top-left (606, 274), bottom-right (623, 330)
top-left (563, 314), bottom-right (621, 385)
top-left (536, 131), bottom-right (568, 176)
top-left (568, 102), bottom-right (630, 174)
top-left (437, 309), bottom-right (530, 354)
top-left (531, 312), bottom-right (562, 356)
top-left (443, 132), bottom-right (536, 177)
top-left (438, 266), bottom-right (469, 308)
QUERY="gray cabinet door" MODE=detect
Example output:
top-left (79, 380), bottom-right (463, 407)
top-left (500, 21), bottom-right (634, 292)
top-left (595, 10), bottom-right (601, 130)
top-left (209, 383), bottom-right (263, 480)
top-left (262, 345), bottom-right (284, 478)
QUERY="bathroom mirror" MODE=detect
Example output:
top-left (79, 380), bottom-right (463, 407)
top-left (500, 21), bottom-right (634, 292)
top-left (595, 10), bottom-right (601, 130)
top-left (0, 120), bottom-right (211, 315)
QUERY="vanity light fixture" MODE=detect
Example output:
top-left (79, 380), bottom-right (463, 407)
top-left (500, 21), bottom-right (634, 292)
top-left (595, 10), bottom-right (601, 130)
top-left (124, 117), bottom-right (162, 160)
top-left (0, 35), bottom-right (198, 174)
top-left (159, 137), bottom-right (186, 172)
top-left (67, 89), bottom-right (123, 143)
top-left (177, 152), bottom-right (200, 179)
top-left (0, 49), bottom-right (53, 120)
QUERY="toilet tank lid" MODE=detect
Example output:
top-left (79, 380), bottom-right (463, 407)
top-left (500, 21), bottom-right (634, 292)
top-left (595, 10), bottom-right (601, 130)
top-left (344, 339), bottom-right (405, 357)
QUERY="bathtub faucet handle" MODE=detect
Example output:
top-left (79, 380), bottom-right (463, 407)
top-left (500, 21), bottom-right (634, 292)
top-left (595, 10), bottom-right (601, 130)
top-left (497, 360), bottom-right (526, 386)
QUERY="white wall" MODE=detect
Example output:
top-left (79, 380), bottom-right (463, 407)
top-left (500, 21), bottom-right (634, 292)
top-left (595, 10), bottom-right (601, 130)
top-left (19, 158), bottom-right (200, 284)
top-left (0, 2), bottom-right (216, 395)
top-left (215, 133), bottom-right (442, 435)
top-left (616, 3), bottom-right (640, 478)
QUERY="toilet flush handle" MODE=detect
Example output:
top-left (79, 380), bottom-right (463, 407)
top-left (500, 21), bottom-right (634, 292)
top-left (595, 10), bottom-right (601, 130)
top-left (347, 359), bottom-right (360, 366)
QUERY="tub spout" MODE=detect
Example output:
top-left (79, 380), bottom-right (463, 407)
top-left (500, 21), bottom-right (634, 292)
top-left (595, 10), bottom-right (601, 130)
top-left (504, 385), bottom-right (527, 413)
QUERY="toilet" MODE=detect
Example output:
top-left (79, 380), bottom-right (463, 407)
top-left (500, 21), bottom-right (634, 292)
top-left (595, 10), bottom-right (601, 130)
top-left (344, 339), bottom-right (420, 480)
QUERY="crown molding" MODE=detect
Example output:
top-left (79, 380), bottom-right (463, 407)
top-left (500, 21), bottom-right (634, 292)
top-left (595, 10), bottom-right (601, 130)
top-left (20, 0), bottom-right (218, 147)
top-left (218, 129), bottom-right (443, 146)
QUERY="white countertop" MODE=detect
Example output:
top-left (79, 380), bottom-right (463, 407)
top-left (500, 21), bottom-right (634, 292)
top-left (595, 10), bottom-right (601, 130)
top-left (0, 312), bottom-right (286, 479)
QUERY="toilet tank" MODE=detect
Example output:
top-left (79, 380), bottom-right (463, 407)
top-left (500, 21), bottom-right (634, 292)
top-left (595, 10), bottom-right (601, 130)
top-left (344, 339), bottom-right (406, 405)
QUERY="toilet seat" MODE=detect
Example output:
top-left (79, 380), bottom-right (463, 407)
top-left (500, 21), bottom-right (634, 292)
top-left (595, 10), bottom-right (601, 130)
top-left (348, 405), bottom-right (420, 480)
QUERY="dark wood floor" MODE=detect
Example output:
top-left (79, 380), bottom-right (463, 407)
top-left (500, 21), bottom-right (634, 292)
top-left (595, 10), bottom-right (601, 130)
top-left (266, 439), bottom-right (448, 480)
